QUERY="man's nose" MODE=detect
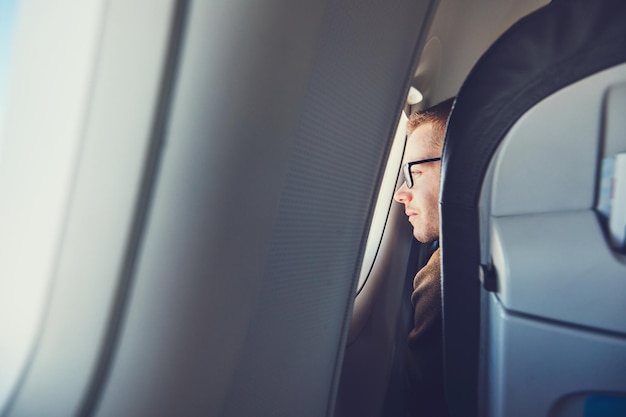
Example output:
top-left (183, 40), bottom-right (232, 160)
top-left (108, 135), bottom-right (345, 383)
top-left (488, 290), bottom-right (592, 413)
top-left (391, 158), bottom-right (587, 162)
top-left (394, 183), bottom-right (410, 203)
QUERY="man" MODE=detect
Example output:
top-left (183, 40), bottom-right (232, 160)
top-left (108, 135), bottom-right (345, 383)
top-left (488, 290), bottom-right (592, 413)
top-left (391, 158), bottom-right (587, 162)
top-left (393, 97), bottom-right (454, 417)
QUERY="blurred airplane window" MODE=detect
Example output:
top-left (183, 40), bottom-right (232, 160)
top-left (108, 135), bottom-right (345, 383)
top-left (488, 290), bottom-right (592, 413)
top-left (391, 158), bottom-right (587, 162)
top-left (356, 110), bottom-right (407, 293)
top-left (0, 0), bottom-right (18, 149)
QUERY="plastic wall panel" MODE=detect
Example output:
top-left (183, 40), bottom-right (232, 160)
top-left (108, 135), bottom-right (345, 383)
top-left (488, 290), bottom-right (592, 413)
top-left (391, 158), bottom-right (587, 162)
top-left (490, 64), bottom-right (626, 218)
top-left (491, 211), bottom-right (626, 335)
top-left (486, 294), bottom-right (626, 417)
top-left (91, 0), bottom-right (430, 416)
top-left (91, 2), bottom-right (329, 416)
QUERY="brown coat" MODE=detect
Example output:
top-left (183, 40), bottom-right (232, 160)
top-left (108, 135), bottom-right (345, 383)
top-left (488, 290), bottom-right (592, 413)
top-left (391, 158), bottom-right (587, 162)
top-left (406, 248), bottom-right (450, 417)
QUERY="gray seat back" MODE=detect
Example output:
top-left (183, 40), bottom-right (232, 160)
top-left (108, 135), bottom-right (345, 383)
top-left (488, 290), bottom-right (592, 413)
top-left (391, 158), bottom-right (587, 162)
top-left (439, 1), bottom-right (626, 415)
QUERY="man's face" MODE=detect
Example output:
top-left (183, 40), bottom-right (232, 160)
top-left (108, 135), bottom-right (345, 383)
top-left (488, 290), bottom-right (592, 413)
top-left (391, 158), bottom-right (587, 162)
top-left (393, 123), bottom-right (442, 243)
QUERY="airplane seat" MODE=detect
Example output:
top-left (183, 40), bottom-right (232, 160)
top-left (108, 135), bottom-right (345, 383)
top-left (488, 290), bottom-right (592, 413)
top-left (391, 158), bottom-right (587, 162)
top-left (438, 1), bottom-right (626, 416)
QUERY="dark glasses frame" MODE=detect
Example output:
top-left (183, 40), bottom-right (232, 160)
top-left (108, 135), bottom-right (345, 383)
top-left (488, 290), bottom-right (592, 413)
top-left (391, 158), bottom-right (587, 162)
top-left (402, 157), bottom-right (441, 188)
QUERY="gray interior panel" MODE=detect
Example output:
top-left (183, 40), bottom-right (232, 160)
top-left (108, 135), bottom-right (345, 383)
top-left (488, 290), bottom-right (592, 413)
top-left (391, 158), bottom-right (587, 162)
top-left (490, 64), bottom-right (626, 217)
top-left (492, 211), bottom-right (626, 334)
top-left (485, 294), bottom-right (626, 417)
top-left (90, 0), bottom-right (433, 416)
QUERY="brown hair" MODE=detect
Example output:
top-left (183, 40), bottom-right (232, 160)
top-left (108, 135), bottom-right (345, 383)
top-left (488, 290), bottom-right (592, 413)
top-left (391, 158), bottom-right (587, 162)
top-left (407, 97), bottom-right (455, 148)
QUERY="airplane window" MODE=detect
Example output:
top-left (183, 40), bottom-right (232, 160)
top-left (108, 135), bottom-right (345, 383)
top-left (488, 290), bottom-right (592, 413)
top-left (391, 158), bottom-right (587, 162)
top-left (0, 0), bottom-right (18, 145)
top-left (356, 110), bottom-right (408, 293)
top-left (0, 0), bottom-right (21, 408)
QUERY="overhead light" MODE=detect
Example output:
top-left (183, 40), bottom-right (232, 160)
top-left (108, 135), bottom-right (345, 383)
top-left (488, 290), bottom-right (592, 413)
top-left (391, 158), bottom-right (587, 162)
top-left (406, 86), bottom-right (423, 105)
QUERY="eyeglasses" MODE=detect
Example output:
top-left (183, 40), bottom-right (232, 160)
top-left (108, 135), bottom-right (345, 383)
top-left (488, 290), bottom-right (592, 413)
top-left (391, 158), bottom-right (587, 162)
top-left (402, 157), bottom-right (441, 188)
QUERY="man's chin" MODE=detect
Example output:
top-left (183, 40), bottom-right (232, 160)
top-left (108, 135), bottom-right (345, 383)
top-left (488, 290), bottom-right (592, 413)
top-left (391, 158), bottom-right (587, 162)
top-left (412, 232), bottom-right (427, 243)
top-left (413, 229), bottom-right (436, 244)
